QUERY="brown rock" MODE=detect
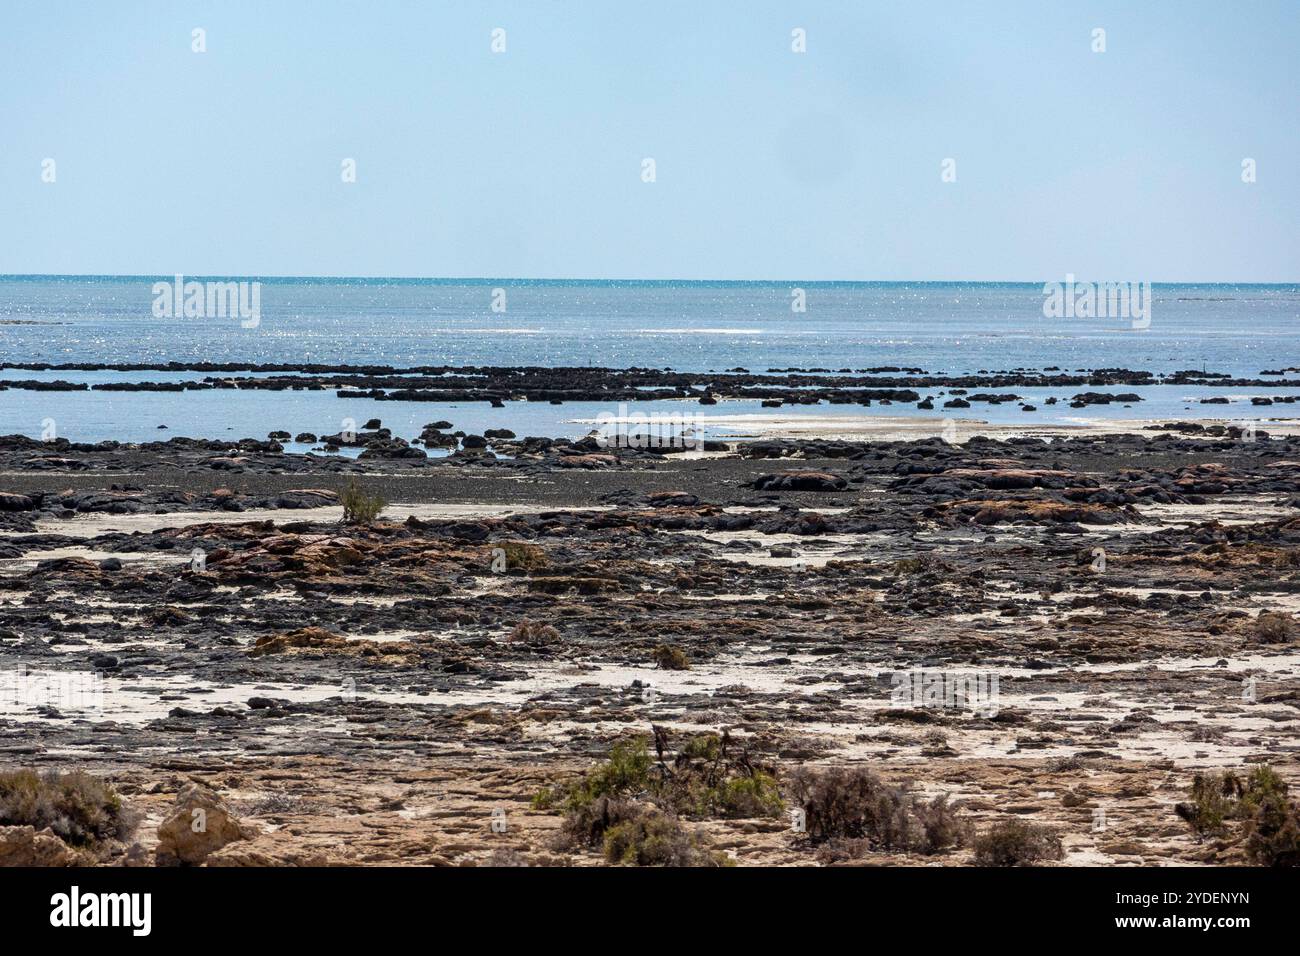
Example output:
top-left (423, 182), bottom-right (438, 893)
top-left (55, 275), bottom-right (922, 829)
top-left (0, 825), bottom-right (81, 866)
top-left (155, 785), bottom-right (258, 866)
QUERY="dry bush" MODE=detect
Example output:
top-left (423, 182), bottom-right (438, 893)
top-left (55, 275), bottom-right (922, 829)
top-left (972, 819), bottom-right (1064, 867)
top-left (0, 769), bottom-right (137, 848)
top-left (788, 766), bottom-right (966, 856)
top-left (1253, 611), bottom-right (1295, 644)
top-left (602, 806), bottom-right (728, 867)
top-left (509, 620), bottom-right (561, 645)
top-left (651, 643), bottom-right (690, 670)
top-left (493, 541), bottom-right (547, 570)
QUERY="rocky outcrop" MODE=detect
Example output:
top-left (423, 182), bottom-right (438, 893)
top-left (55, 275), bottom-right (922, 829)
top-left (155, 785), bottom-right (258, 866)
top-left (749, 471), bottom-right (849, 492)
top-left (0, 826), bottom-right (82, 866)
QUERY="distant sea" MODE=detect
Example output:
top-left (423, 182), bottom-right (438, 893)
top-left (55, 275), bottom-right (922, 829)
top-left (1, 277), bottom-right (1298, 445)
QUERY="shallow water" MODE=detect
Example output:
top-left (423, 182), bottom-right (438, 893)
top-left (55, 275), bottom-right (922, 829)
top-left (3, 277), bottom-right (1298, 443)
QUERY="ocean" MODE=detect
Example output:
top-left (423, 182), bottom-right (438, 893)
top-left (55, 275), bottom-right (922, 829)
top-left (1, 276), bottom-right (1298, 445)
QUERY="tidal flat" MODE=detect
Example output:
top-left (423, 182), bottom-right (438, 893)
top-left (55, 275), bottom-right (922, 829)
top-left (1, 415), bottom-right (1298, 866)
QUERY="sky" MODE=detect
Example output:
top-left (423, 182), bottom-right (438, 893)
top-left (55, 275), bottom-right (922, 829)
top-left (1, 1), bottom-right (1296, 281)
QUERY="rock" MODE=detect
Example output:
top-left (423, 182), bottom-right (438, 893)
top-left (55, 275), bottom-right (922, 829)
top-left (0, 492), bottom-right (37, 511)
top-left (155, 784), bottom-right (258, 866)
top-left (0, 826), bottom-right (81, 866)
top-left (749, 471), bottom-right (848, 492)
top-left (554, 454), bottom-right (616, 469)
top-left (248, 626), bottom-right (351, 657)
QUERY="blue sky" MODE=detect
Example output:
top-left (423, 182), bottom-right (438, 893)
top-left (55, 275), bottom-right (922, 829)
top-left (2, 1), bottom-right (1296, 280)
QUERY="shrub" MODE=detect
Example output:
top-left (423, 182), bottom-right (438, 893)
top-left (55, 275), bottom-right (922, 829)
top-left (564, 739), bottom-right (653, 814)
top-left (509, 620), bottom-right (562, 645)
top-left (913, 795), bottom-right (967, 853)
top-left (788, 766), bottom-right (966, 855)
top-left (1253, 611), bottom-right (1295, 644)
top-left (972, 820), bottom-right (1064, 866)
top-left (550, 729), bottom-right (783, 855)
top-left (1240, 765), bottom-right (1288, 815)
top-left (653, 727), bottom-right (783, 820)
top-left (0, 769), bottom-right (136, 848)
top-left (1176, 771), bottom-right (1239, 836)
top-left (340, 478), bottom-right (386, 525)
top-left (494, 541), bottom-right (547, 570)
top-left (1244, 793), bottom-right (1300, 866)
top-left (484, 847), bottom-right (529, 867)
top-left (652, 644), bottom-right (690, 670)
top-left (711, 772), bottom-right (784, 819)
top-left (562, 796), bottom-right (643, 848)
top-left (1176, 765), bottom-right (1300, 865)
top-left (892, 557), bottom-right (930, 575)
top-left (602, 806), bottom-right (729, 867)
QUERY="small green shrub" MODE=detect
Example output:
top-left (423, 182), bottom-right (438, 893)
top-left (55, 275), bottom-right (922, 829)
top-left (711, 772), bottom-right (784, 819)
top-left (1244, 793), bottom-right (1300, 866)
top-left (549, 729), bottom-right (783, 857)
top-left (680, 733), bottom-right (722, 761)
top-left (892, 557), bottom-right (929, 575)
top-left (601, 807), bottom-right (729, 867)
top-left (1240, 766), bottom-right (1288, 814)
top-left (972, 820), bottom-right (1064, 867)
top-left (495, 541), bottom-right (547, 570)
top-left (0, 769), bottom-right (136, 848)
top-left (562, 795), bottom-right (643, 848)
top-left (563, 738), bottom-right (653, 814)
top-left (340, 478), bottom-right (386, 525)
top-left (1177, 771), bottom-right (1238, 836)
top-left (1177, 765), bottom-right (1300, 866)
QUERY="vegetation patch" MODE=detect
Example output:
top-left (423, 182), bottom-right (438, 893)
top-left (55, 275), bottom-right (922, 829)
top-left (0, 769), bottom-right (137, 849)
top-left (340, 478), bottom-right (386, 525)
top-left (788, 766), bottom-right (967, 859)
top-left (493, 541), bottom-right (548, 570)
top-left (539, 728), bottom-right (782, 865)
top-left (1253, 611), bottom-right (1295, 644)
top-left (1176, 766), bottom-right (1300, 865)
top-left (509, 620), bottom-right (562, 645)
top-left (971, 819), bottom-right (1064, 866)
top-left (651, 643), bottom-right (691, 670)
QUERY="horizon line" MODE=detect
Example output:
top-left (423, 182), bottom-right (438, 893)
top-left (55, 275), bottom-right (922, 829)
top-left (2, 274), bottom-right (1298, 286)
